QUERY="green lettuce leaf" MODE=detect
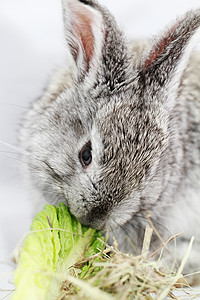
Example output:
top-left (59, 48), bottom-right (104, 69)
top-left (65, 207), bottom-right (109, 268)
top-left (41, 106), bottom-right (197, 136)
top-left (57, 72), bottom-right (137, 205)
top-left (12, 203), bottom-right (104, 300)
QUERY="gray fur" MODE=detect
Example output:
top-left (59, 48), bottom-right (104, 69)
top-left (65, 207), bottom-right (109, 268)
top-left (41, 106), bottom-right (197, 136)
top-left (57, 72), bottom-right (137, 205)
top-left (20, 0), bottom-right (200, 280)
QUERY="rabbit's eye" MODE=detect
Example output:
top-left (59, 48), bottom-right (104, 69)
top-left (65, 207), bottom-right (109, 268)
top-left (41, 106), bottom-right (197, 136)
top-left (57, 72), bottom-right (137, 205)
top-left (79, 142), bottom-right (92, 167)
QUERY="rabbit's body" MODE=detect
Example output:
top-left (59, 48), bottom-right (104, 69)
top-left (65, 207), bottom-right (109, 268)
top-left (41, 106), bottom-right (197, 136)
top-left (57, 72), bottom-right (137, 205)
top-left (20, 0), bottom-right (200, 278)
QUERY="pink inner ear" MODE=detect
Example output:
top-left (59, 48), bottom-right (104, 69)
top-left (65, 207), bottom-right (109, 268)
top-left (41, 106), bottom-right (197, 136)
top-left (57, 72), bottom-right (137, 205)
top-left (144, 26), bottom-right (176, 70)
top-left (70, 4), bottom-right (95, 71)
top-left (77, 12), bottom-right (94, 63)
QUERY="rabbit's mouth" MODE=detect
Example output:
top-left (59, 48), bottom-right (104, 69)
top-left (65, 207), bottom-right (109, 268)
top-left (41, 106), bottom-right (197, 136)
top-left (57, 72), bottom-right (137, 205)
top-left (76, 207), bottom-right (108, 231)
top-left (79, 204), bottom-right (140, 232)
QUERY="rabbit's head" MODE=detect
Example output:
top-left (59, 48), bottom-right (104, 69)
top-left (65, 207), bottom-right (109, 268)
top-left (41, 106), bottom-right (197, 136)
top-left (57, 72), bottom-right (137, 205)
top-left (21, 0), bottom-right (200, 230)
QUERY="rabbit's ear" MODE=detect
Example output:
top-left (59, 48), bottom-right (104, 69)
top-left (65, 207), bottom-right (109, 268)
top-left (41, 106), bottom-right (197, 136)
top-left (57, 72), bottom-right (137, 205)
top-left (62, 0), bottom-right (104, 78)
top-left (138, 10), bottom-right (200, 108)
top-left (62, 0), bottom-right (129, 88)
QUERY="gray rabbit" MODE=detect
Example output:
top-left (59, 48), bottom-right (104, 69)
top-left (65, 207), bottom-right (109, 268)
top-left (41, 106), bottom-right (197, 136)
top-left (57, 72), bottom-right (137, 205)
top-left (20, 0), bottom-right (200, 281)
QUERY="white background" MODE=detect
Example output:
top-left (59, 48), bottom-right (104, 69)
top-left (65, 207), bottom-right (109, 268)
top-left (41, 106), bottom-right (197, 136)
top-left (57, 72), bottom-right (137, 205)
top-left (0, 0), bottom-right (200, 298)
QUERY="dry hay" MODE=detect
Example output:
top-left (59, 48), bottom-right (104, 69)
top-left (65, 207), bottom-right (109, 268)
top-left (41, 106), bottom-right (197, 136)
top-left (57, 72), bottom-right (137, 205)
top-left (58, 226), bottom-right (200, 300)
